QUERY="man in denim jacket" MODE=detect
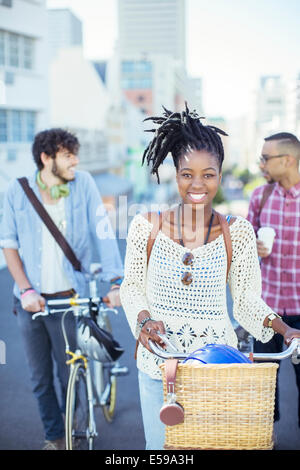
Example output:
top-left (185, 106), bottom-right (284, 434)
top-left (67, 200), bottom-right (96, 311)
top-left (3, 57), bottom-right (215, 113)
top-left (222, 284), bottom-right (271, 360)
top-left (0, 128), bottom-right (123, 449)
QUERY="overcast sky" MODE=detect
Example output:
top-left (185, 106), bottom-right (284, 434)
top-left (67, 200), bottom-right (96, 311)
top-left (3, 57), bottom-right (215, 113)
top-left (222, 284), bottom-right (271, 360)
top-left (47, 0), bottom-right (300, 119)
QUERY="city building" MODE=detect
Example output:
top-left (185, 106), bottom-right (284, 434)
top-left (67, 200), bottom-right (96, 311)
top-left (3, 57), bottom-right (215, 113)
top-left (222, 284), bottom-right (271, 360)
top-left (118, 0), bottom-right (186, 66)
top-left (0, 0), bottom-right (49, 267)
top-left (119, 53), bottom-right (179, 116)
top-left (285, 73), bottom-right (300, 137)
top-left (49, 45), bottom-right (134, 230)
top-left (117, 0), bottom-right (187, 114)
top-left (0, 0), bottom-right (49, 179)
top-left (47, 8), bottom-right (83, 59)
top-left (50, 46), bottom-right (111, 173)
top-left (247, 74), bottom-right (300, 173)
top-left (0, 2), bottom-right (49, 188)
top-left (254, 75), bottom-right (286, 157)
top-left (115, 0), bottom-right (189, 204)
top-left (186, 77), bottom-right (204, 116)
top-left (206, 116), bottom-right (229, 169)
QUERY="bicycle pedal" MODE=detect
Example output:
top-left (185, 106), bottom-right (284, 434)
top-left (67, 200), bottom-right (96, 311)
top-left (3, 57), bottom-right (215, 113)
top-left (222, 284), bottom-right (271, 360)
top-left (111, 366), bottom-right (129, 376)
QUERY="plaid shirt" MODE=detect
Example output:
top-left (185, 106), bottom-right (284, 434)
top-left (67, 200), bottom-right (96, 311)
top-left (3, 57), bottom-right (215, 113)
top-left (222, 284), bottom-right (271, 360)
top-left (247, 181), bottom-right (300, 316)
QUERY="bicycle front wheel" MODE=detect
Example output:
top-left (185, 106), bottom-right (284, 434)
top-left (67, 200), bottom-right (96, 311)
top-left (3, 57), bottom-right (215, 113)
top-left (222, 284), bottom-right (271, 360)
top-left (65, 362), bottom-right (95, 450)
top-left (102, 373), bottom-right (117, 423)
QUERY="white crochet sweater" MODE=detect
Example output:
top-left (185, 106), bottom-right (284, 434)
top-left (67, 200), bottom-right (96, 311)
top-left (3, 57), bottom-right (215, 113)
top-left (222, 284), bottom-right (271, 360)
top-left (120, 213), bottom-right (275, 380)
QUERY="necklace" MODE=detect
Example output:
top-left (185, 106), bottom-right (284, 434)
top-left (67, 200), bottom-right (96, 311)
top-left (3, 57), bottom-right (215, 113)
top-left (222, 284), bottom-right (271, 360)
top-left (177, 203), bottom-right (214, 247)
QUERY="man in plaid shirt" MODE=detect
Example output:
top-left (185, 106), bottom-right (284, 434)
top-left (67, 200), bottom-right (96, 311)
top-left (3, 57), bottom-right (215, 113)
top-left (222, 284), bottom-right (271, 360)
top-left (247, 132), bottom-right (300, 428)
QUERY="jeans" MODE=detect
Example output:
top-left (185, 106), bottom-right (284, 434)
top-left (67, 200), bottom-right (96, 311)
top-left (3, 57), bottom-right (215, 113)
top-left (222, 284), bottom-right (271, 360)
top-left (253, 314), bottom-right (300, 427)
top-left (138, 370), bottom-right (165, 450)
top-left (14, 297), bottom-right (76, 441)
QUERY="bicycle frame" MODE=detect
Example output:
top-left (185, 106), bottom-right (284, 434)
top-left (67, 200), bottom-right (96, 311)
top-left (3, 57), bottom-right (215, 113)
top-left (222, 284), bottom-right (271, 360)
top-left (31, 263), bottom-right (127, 449)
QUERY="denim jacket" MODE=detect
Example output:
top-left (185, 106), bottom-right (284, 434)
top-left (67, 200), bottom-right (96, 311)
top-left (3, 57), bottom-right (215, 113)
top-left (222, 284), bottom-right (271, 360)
top-left (0, 170), bottom-right (123, 298)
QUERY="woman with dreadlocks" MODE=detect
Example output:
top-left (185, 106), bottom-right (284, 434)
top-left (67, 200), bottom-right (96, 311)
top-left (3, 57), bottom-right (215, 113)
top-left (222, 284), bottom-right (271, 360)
top-left (120, 104), bottom-right (300, 450)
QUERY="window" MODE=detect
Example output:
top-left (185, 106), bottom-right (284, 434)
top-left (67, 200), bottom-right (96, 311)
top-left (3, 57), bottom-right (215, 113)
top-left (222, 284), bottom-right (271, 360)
top-left (23, 37), bottom-right (34, 69)
top-left (25, 111), bottom-right (35, 141)
top-left (0, 0), bottom-right (12, 6)
top-left (121, 78), bottom-right (152, 89)
top-left (0, 31), bottom-right (5, 66)
top-left (0, 30), bottom-right (34, 69)
top-left (8, 33), bottom-right (19, 67)
top-left (0, 110), bottom-right (7, 142)
top-left (121, 60), bottom-right (152, 89)
top-left (0, 109), bottom-right (36, 143)
top-left (121, 60), bottom-right (152, 74)
top-left (11, 110), bottom-right (22, 141)
top-left (7, 149), bottom-right (17, 161)
top-left (267, 99), bottom-right (282, 105)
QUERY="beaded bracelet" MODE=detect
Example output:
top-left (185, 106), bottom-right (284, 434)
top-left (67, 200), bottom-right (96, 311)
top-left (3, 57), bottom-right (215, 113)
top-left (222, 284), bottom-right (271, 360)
top-left (138, 317), bottom-right (152, 331)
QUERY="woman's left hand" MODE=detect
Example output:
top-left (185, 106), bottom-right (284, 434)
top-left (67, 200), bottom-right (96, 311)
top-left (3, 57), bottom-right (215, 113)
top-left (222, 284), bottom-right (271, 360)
top-left (284, 327), bottom-right (300, 346)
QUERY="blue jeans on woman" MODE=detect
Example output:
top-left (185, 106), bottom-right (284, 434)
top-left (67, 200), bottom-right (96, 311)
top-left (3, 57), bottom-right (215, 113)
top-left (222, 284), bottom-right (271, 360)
top-left (138, 370), bottom-right (165, 450)
top-left (14, 297), bottom-right (76, 441)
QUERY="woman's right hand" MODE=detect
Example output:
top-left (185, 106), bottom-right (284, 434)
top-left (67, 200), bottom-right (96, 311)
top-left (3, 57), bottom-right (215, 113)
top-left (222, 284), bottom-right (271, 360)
top-left (21, 291), bottom-right (45, 313)
top-left (138, 319), bottom-right (167, 354)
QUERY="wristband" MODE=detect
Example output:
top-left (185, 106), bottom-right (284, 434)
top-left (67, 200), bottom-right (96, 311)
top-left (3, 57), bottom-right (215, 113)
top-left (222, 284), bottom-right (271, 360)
top-left (110, 285), bottom-right (120, 290)
top-left (138, 317), bottom-right (152, 331)
top-left (110, 277), bottom-right (123, 286)
top-left (20, 287), bottom-right (33, 296)
top-left (21, 289), bottom-right (35, 299)
top-left (266, 312), bottom-right (281, 328)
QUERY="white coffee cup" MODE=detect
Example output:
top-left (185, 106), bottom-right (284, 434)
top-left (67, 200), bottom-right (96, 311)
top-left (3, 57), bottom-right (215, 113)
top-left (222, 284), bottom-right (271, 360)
top-left (257, 227), bottom-right (276, 254)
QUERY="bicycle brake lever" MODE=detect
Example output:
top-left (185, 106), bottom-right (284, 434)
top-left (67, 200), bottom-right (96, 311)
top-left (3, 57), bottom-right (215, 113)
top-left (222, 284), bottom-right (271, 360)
top-left (292, 339), bottom-right (300, 365)
top-left (32, 309), bottom-right (49, 320)
top-left (100, 304), bottom-right (119, 315)
top-left (156, 333), bottom-right (178, 352)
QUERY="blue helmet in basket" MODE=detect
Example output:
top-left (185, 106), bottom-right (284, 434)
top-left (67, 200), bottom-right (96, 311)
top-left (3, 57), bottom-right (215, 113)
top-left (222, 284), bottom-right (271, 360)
top-left (183, 344), bottom-right (251, 364)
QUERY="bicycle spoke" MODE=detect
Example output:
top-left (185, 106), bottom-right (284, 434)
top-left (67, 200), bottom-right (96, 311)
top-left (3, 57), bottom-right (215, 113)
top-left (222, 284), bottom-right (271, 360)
top-left (66, 363), bottom-right (95, 450)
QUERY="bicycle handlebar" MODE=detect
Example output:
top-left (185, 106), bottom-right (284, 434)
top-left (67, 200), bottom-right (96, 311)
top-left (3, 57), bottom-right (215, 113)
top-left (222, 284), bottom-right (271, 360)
top-left (31, 295), bottom-right (118, 320)
top-left (148, 334), bottom-right (300, 365)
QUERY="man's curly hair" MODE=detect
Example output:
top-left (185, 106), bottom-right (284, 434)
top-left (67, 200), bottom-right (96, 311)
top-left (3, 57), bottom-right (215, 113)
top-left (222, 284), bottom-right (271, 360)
top-left (32, 128), bottom-right (80, 170)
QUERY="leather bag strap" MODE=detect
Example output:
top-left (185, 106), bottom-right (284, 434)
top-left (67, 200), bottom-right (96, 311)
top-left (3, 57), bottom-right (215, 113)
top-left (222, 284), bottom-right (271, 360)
top-left (165, 358), bottom-right (179, 394)
top-left (146, 210), bottom-right (232, 279)
top-left (258, 183), bottom-right (275, 228)
top-left (214, 211), bottom-right (232, 281)
top-left (18, 177), bottom-right (82, 272)
top-left (134, 212), bottom-right (164, 360)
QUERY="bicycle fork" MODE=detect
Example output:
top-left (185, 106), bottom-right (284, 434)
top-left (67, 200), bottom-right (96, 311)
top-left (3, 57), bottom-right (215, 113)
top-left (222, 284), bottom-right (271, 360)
top-left (85, 364), bottom-right (98, 445)
top-left (93, 361), bottom-right (128, 406)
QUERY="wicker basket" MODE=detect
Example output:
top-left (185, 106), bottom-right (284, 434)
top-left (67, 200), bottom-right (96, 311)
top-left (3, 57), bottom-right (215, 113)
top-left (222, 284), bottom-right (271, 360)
top-left (160, 362), bottom-right (278, 450)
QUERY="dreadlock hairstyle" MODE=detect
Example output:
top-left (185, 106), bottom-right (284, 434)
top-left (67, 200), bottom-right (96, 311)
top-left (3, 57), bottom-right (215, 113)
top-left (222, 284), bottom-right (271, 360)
top-left (142, 102), bottom-right (228, 183)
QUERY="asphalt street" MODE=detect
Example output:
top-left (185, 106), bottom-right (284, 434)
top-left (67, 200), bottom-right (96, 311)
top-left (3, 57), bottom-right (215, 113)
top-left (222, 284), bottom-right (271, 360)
top-left (0, 238), bottom-right (300, 450)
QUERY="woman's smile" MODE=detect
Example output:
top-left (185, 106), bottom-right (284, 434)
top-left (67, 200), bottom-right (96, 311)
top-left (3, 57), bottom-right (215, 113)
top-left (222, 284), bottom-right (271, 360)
top-left (187, 192), bottom-right (207, 203)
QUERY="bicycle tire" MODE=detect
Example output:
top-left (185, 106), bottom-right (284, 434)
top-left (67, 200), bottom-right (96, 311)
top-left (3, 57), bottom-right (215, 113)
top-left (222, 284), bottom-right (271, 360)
top-left (65, 362), bottom-right (95, 450)
top-left (102, 374), bottom-right (117, 423)
top-left (105, 315), bottom-right (112, 334)
top-left (96, 310), bottom-right (117, 422)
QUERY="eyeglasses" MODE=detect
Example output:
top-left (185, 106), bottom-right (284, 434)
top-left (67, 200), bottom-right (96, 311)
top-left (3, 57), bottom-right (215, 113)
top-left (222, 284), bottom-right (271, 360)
top-left (181, 252), bottom-right (194, 285)
top-left (259, 154), bottom-right (288, 164)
